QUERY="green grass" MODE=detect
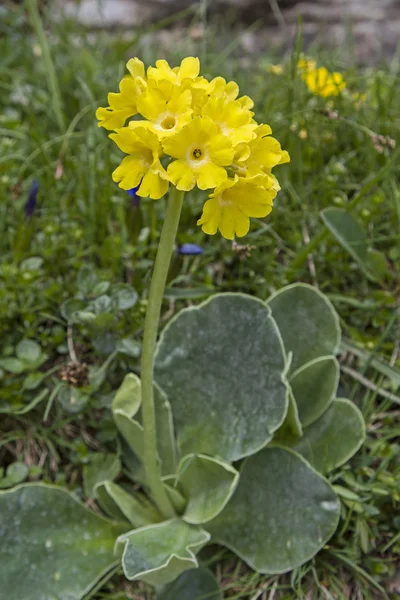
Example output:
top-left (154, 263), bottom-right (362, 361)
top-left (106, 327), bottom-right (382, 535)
top-left (1, 2), bottom-right (400, 598)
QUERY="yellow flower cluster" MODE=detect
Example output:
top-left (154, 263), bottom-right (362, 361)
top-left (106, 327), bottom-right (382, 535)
top-left (298, 58), bottom-right (346, 98)
top-left (97, 57), bottom-right (289, 240)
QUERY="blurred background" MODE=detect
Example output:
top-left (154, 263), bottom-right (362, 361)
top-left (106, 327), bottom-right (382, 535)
top-left (57, 0), bottom-right (400, 63)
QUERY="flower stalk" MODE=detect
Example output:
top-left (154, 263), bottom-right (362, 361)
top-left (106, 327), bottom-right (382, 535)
top-left (140, 186), bottom-right (184, 517)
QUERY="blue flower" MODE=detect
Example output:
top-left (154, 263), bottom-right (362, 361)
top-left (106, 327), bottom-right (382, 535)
top-left (128, 185), bottom-right (141, 207)
top-left (178, 243), bottom-right (204, 256)
top-left (25, 180), bottom-right (39, 218)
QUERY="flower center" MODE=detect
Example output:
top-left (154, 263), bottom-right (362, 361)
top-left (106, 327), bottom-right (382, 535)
top-left (160, 115), bottom-right (176, 130)
top-left (218, 193), bottom-right (232, 208)
top-left (192, 148), bottom-right (203, 160)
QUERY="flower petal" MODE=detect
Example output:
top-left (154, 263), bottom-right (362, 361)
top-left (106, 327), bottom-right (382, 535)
top-left (207, 135), bottom-right (234, 166)
top-left (112, 156), bottom-right (146, 190)
top-left (196, 163), bottom-right (228, 190)
top-left (138, 171), bottom-right (169, 199)
top-left (167, 159), bottom-right (196, 191)
top-left (109, 128), bottom-right (145, 154)
top-left (197, 197), bottom-right (222, 235)
top-left (178, 57), bottom-right (200, 82)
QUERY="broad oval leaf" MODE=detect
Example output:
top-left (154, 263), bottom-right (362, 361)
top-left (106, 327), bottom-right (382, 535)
top-left (159, 567), bottom-right (222, 600)
top-left (155, 294), bottom-right (288, 462)
top-left (16, 339), bottom-right (42, 364)
top-left (267, 283), bottom-right (341, 373)
top-left (119, 519), bottom-right (210, 588)
top-left (208, 447), bottom-right (340, 574)
top-left (289, 356), bottom-right (339, 427)
top-left (286, 398), bottom-right (365, 473)
top-left (0, 484), bottom-right (124, 600)
top-left (177, 454), bottom-right (239, 525)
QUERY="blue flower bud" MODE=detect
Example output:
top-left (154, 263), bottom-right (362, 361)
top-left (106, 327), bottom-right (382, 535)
top-left (25, 179), bottom-right (39, 218)
top-left (128, 185), bottom-right (141, 207)
top-left (178, 243), bottom-right (204, 256)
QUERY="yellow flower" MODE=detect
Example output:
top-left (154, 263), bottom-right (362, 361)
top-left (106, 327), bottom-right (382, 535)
top-left (268, 64), bottom-right (284, 75)
top-left (297, 57), bottom-right (317, 72)
top-left (237, 125), bottom-right (290, 178)
top-left (208, 76), bottom-right (239, 101)
top-left (197, 175), bottom-right (276, 239)
top-left (110, 127), bottom-right (169, 199)
top-left (98, 56), bottom-right (290, 236)
top-left (302, 66), bottom-right (346, 98)
top-left (147, 57), bottom-right (200, 85)
top-left (162, 116), bottom-right (234, 191)
top-left (96, 58), bottom-right (146, 130)
top-left (135, 82), bottom-right (193, 138)
top-left (201, 97), bottom-right (257, 146)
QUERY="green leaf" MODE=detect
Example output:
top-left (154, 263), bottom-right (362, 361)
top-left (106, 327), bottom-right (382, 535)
top-left (0, 462), bottom-right (29, 488)
top-left (163, 478), bottom-right (187, 514)
top-left (164, 287), bottom-right (215, 300)
top-left (77, 264), bottom-right (98, 296)
top-left (112, 374), bottom-right (144, 457)
top-left (208, 447), bottom-right (340, 574)
top-left (119, 519), bottom-right (210, 588)
top-left (177, 454), bottom-right (239, 525)
top-left (117, 338), bottom-right (141, 357)
top-left (111, 284), bottom-right (139, 310)
top-left (23, 372), bottom-right (44, 390)
top-left (320, 208), bottom-right (381, 281)
top-left (155, 294), bottom-right (288, 462)
top-left (20, 256), bottom-right (43, 271)
top-left (0, 357), bottom-right (25, 374)
top-left (0, 388), bottom-right (49, 415)
top-left (154, 384), bottom-right (178, 476)
top-left (112, 373), bottom-right (142, 416)
top-left (285, 399), bottom-right (365, 474)
top-left (16, 339), bottom-right (41, 364)
top-left (289, 356), bottom-right (339, 427)
top-left (0, 484), bottom-right (124, 600)
top-left (112, 375), bottom-right (178, 477)
top-left (321, 208), bottom-right (368, 262)
top-left (83, 453), bottom-right (121, 498)
top-left (114, 412), bottom-right (144, 460)
top-left (95, 481), bottom-right (161, 528)
top-left (58, 385), bottom-right (89, 413)
top-left (159, 567), bottom-right (222, 600)
top-left (274, 388), bottom-right (303, 440)
top-left (267, 283), bottom-right (341, 373)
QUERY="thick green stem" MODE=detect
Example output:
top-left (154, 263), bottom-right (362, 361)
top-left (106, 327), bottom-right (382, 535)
top-left (141, 187), bottom-right (184, 518)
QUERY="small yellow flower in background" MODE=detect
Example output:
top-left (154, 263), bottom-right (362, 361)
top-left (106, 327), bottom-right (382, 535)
top-left (97, 56), bottom-right (289, 239)
top-left (268, 64), bottom-right (284, 75)
top-left (297, 57), bottom-right (346, 98)
top-left (297, 57), bottom-right (317, 72)
top-left (303, 67), bottom-right (346, 98)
